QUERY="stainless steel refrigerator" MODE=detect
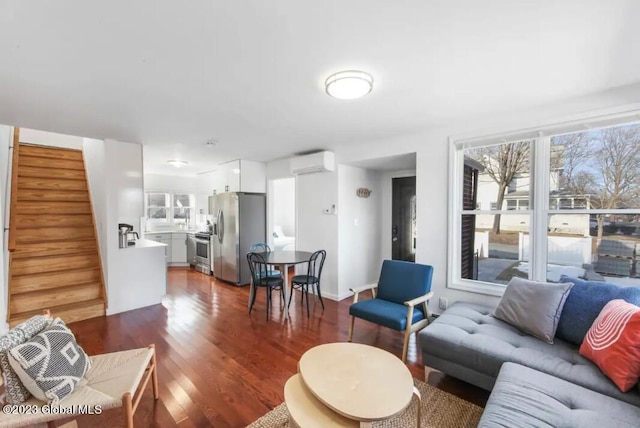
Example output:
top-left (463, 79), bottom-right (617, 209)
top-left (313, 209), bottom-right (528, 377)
top-left (209, 192), bottom-right (266, 286)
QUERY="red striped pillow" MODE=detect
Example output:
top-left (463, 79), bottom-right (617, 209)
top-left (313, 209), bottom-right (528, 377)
top-left (579, 299), bottom-right (640, 392)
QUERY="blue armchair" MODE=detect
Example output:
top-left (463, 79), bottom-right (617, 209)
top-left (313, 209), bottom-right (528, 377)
top-left (348, 260), bottom-right (434, 362)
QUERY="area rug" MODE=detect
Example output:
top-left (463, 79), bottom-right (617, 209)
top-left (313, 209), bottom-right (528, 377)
top-left (247, 378), bottom-right (483, 428)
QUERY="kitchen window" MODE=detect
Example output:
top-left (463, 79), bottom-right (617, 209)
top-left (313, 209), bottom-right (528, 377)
top-left (449, 116), bottom-right (640, 295)
top-left (146, 193), bottom-right (170, 223)
top-left (145, 192), bottom-right (195, 227)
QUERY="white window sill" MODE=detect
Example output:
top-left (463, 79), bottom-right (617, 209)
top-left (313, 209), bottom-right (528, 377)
top-left (448, 280), bottom-right (507, 297)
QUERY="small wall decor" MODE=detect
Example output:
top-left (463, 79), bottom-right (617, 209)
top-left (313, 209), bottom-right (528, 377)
top-left (356, 187), bottom-right (372, 198)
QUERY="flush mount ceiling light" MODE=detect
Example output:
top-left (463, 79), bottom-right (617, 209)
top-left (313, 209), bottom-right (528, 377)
top-left (325, 70), bottom-right (373, 100)
top-left (167, 160), bottom-right (189, 168)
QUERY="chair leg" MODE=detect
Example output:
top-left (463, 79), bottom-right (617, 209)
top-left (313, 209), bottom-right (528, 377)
top-left (249, 286), bottom-right (258, 314)
top-left (288, 284), bottom-right (296, 309)
top-left (305, 284), bottom-right (310, 317)
top-left (266, 287), bottom-right (271, 320)
top-left (402, 305), bottom-right (415, 363)
top-left (402, 326), bottom-right (412, 363)
top-left (348, 316), bottom-right (355, 342)
top-left (123, 392), bottom-right (134, 428)
top-left (315, 282), bottom-right (325, 309)
top-left (150, 344), bottom-right (159, 400)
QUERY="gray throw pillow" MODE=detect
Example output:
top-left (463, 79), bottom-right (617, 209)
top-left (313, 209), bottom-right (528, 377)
top-left (494, 277), bottom-right (573, 344)
top-left (0, 314), bottom-right (51, 404)
top-left (7, 318), bottom-right (91, 404)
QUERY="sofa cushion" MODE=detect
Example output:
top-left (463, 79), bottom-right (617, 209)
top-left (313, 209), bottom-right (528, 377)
top-left (349, 299), bottom-right (424, 331)
top-left (478, 363), bottom-right (640, 428)
top-left (418, 301), bottom-right (640, 406)
top-left (375, 260), bottom-right (433, 305)
top-left (557, 276), bottom-right (640, 346)
top-left (493, 277), bottom-right (573, 344)
top-left (580, 299), bottom-right (640, 392)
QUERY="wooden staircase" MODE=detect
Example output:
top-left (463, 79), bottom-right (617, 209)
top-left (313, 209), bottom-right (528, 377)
top-left (7, 131), bottom-right (107, 326)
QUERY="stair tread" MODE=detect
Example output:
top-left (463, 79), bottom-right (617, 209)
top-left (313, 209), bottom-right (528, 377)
top-left (11, 255), bottom-right (100, 277)
top-left (12, 240), bottom-right (99, 259)
top-left (11, 279), bottom-right (101, 295)
top-left (9, 298), bottom-right (105, 322)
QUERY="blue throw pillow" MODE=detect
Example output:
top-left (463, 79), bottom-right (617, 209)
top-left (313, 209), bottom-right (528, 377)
top-left (556, 276), bottom-right (640, 346)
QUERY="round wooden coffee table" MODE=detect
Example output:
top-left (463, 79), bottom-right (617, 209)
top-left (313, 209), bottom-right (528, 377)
top-left (298, 342), bottom-right (415, 425)
top-left (285, 374), bottom-right (358, 427)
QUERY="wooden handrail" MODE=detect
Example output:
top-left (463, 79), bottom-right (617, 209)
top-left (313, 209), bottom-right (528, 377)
top-left (8, 127), bottom-right (20, 252)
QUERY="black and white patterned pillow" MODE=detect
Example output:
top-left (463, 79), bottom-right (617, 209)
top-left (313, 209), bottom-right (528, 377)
top-left (7, 318), bottom-right (91, 404)
top-left (0, 314), bottom-right (51, 404)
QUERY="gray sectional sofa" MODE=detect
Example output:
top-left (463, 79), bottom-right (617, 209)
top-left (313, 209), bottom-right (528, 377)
top-left (417, 301), bottom-right (640, 427)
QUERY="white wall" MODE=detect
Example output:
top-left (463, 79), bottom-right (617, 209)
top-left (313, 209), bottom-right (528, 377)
top-left (272, 178), bottom-right (295, 237)
top-left (19, 128), bottom-right (84, 150)
top-left (82, 138), bottom-right (108, 284)
top-left (85, 138), bottom-right (165, 315)
top-left (338, 165), bottom-right (382, 298)
top-left (296, 170), bottom-right (340, 300)
top-left (145, 173), bottom-right (198, 193)
top-left (104, 139), bottom-right (167, 314)
top-left (0, 125), bottom-right (12, 333)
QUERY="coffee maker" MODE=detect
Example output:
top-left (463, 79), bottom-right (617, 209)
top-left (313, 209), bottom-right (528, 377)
top-left (118, 223), bottom-right (139, 248)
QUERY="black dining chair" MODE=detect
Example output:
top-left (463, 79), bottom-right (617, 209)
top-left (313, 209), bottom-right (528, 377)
top-left (249, 243), bottom-right (281, 278)
top-left (288, 250), bottom-right (326, 316)
top-left (247, 252), bottom-right (285, 320)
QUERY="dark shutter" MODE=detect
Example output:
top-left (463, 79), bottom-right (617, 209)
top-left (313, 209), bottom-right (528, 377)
top-left (461, 165), bottom-right (478, 279)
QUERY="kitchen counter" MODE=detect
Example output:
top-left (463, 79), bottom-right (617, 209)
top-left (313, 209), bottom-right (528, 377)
top-left (121, 238), bottom-right (168, 249)
top-left (109, 238), bottom-right (167, 316)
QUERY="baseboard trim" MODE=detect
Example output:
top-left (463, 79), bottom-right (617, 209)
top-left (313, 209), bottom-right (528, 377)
top-left (321, 290), bottom-right (353, 302)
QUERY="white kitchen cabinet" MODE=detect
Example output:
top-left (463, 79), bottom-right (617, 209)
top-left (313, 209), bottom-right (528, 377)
top-left (238, 160), bottom-right (266, 193)
top-left (211, 168), bottom-right (226, 195)
top-left (171, 233), bottom-right (187, 264)
top-left (199, 159), bottom-right (266, 196)
top-left (226, 160), bottom-right (241, 192)
top-left (146, 233), bottom-right (172, 265)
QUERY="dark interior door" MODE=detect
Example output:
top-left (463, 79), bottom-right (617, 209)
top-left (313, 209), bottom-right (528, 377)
top-left (392, 176), bottom-right (416, 262)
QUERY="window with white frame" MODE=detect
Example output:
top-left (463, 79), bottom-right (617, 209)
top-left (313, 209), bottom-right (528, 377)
top-left (450, 119), bottom-right (640, 294)
top-left (146, 193), bottom-right (170, 223)
top-left (145, 192), bottom-right (195, 226)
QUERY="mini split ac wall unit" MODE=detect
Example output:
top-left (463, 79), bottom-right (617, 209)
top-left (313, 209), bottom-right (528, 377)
top-left (289, 151), bottom-right (335, 175)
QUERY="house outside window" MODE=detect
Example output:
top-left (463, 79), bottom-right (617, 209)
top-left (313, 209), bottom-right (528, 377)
top-left (449, 118), bottom-right (640, 295)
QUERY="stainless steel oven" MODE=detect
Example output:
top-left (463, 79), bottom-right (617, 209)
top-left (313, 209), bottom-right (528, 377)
top-left (194, 232), bottom-right (212, 275)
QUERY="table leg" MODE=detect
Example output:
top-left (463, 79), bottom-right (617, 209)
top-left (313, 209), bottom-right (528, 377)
top-left (282, 263), bottom-right (290, 319)
top-left (413, 385), bottom-right (422, 428)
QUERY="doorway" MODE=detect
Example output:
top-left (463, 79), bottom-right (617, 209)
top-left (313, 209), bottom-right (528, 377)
top-left (271, 177), bottom-right (296, 251)
top-left (392, 176), bottom-right (416, 262)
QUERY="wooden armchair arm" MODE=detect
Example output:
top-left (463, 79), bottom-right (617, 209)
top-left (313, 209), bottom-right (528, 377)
top-left (404, 291), bottom-right (434, 307)
top-left (349, 282), bottom-right (378, 303)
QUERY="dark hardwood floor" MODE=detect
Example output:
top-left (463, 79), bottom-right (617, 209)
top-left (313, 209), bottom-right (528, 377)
top-left (65, 267), bottom-right (488, 427)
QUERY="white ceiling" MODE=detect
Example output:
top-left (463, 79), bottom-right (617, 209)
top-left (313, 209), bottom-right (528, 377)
top-left (1, 1), bottom-right (639, 176)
